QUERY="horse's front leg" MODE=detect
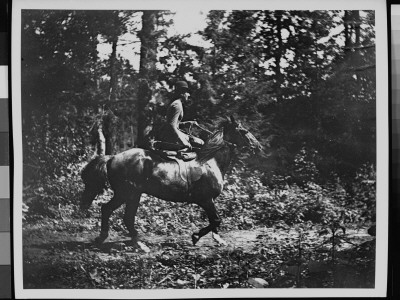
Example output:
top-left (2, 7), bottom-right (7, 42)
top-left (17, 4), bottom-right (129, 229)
top-left (192, 198), bottom-right (227, 246)
top-left (96, 193), bottom-right (125, 244)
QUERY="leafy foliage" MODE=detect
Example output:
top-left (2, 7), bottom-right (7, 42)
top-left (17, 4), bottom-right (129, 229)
top-left (22, 158), bottom-right (376, 288)
top-left (21, 9), bottom-right (376, 184)
top-left (23, 161), bottom-right (87, 219)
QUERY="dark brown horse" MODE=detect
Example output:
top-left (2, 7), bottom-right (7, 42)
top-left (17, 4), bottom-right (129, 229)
top-left (80, 116), bottom-right (263, 246)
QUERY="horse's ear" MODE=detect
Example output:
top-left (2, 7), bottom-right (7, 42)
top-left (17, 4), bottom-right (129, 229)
top-left (230, 115), bottom-right (238, 125)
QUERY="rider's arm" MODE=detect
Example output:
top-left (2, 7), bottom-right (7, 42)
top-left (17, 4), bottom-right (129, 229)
top-left (166, 100), bottom-right (191, 149)
top-left (166, 100), bottom-right (183, 129)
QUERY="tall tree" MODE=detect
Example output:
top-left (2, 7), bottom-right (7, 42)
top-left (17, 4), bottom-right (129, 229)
top-left (95, 11), bottom-right (133, 154)
top-left (136, 11), bottom-right (159, 148)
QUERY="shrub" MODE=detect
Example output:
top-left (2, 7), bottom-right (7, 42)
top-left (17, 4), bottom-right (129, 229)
top-left (23, 159), bottom-right (88, 220)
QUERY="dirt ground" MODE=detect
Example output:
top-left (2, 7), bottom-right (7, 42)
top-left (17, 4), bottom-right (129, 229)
top-left (22, 214), bottom-right (375, 289)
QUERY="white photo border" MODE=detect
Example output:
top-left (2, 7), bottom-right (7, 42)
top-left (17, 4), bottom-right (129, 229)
top-left (12, 0), bottom-right (388, 298)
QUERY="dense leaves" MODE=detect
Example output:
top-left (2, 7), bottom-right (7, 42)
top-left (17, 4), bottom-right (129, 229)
top-left (22, 157), bottom-right (375, 289)
top-left (21, 9), bottom-right (376, 184)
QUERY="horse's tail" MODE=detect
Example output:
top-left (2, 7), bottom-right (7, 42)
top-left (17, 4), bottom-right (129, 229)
top-left (80, 155), bottom-right (112, 209)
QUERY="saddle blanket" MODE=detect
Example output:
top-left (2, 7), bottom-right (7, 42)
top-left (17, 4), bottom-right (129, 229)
top-left (151, 149), bottom-right (202, 184)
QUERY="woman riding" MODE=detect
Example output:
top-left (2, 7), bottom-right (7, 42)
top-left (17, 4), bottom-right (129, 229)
top-left (157, 81), bottom-right (204, 151)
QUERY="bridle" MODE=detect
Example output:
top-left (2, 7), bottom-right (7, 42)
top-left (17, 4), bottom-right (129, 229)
top-left (231, 123), bottom-right (251, 145)
top-left (230, 123), bottom-right (261, 154)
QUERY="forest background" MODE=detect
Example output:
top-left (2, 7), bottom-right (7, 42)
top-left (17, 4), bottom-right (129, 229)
top-left (19, 9), bottom-right (379, 289)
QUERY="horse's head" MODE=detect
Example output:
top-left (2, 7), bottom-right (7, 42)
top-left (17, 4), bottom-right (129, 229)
top-left (223, 116), bottom-right (264, 154)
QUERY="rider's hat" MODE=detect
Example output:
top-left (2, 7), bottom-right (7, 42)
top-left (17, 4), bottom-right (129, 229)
top-left (175, 81), bottom-right (189, 90)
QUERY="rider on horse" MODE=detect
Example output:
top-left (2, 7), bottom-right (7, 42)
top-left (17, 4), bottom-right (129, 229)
top-left (156, 80), bottom-right (204, 152)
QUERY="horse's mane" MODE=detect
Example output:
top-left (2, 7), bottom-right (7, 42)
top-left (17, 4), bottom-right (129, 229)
top-left (197, 129), bottom-right (227, 163)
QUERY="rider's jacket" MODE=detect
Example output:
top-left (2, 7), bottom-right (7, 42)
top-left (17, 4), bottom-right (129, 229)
top-left (158, 97), bottom-right (191, 150)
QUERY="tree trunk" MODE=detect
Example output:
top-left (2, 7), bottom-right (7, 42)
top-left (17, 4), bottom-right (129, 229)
top-left (274, 11), bottom-right (284, 102)
top-left (96, 126), bottom-right (106, 156)
top-left (344, 11), bottom-right (362, 50)
top-left (109, 37), bottom-right (118, 101)
top-left (137, 79), bottom-right (152, 148)
top-left (344, 11), bottom-right (351, 51)
top-left (103, 11), bottom-right (122, 154)
top-left (103, 111), bottom-right (115, 155)
top-left (354, 11), bottom-right (361, 46)
top-left (136, 11), bottom-right (159, 148)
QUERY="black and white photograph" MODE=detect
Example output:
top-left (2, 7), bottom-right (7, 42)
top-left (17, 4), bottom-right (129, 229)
top-left (12, 0), bottom-right (388, 298)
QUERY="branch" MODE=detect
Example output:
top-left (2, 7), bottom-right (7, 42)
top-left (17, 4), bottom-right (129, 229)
top-left (343, 44), bottom-right (375, 50)
top-left (348, 64), bottom-right (376, 72)
top-left (118, 41), bottom-right (140, 46)
top-left (343, 20), bottom-right (363, 26)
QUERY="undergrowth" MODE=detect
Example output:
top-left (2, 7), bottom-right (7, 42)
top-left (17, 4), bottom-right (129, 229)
top-left (22, 157), bottom-right (376, 289)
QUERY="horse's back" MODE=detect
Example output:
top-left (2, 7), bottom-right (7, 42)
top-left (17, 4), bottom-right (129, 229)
top-left (108, 147), bottom-right (178, 180)
top-left (106, 148), bottom-right (152, 185)
top-left (109, 148), bottom-right (145, 165)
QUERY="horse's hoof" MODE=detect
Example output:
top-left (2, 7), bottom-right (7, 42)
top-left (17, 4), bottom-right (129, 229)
top-left (137, 241), bottom-right (150, 253)
top-left (212, 232), bottom-right (227, 246)
top-left (192, 233), bottom-right (200, 245)
top-left (94, 235), bottom-right (107, 245)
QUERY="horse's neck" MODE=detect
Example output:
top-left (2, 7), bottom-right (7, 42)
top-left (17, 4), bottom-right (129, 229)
top-left (213, 144), bottom-right (232, 175)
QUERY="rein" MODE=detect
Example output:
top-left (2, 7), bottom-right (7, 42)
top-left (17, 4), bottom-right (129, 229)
top-left (194, 123), bottom-right (213, 135)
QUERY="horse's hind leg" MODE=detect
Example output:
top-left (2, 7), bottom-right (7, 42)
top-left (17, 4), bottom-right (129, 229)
top-left (192, 198), bottom-right (226, 245)
top-left (123, 190), bottom-right (141, 243)
top-left (96, 193), bottom-right (125, 244)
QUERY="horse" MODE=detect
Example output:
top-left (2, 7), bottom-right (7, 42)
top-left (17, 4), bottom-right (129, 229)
top-left (80, 116), bottom-right (263, 246)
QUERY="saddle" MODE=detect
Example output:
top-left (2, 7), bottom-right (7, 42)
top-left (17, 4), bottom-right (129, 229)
top-left (152, 141), bottom-right (198, 162)
top-left (151, 141), bottom-right (203, 185)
